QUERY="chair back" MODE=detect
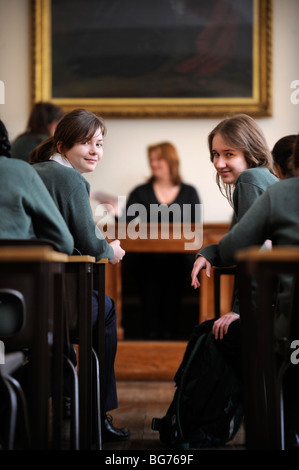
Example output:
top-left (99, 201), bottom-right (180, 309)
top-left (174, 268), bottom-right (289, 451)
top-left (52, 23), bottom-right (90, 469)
top-left (0, 289), bottom-right (25, 337)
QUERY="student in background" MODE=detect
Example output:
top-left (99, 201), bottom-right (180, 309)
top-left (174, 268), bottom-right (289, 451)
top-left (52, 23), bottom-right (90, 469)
top-left (272, 134), bottom-right (297, 179)
top-left (0, 118), bottom-right (73, 254)
top-left (11, 102), bottom-right (64, 162)
top-left (30, 109), bottom-right (130, 443)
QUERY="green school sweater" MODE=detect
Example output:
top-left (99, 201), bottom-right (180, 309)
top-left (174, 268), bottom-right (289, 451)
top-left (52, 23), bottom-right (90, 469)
top-left (33, 160), bottom-right (113, 260)
top-left (219, 176), bottom-right (299, 338)
top-left (0, 156), bottom-right (74, 254)
top-left (11, 133), bottom-right (48, 162)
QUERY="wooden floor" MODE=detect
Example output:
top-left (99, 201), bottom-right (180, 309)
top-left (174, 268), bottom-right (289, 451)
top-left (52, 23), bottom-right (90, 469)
top-left (102, 381), bottom-right (246, 451)
top-left (58, 381), bottom-right (246, 451)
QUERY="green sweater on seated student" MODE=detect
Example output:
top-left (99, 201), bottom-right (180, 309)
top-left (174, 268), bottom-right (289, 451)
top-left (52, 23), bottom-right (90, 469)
top-left (0, 156), bottom-right (74, 254)
top-left (218, 176), bottom-right (299, 339)
top-left (33, 160), bottom-right (114, 260)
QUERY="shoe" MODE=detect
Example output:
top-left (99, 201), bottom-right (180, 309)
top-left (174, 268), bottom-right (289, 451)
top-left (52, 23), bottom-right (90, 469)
top-left (102, 414), bottom-right (131, 442)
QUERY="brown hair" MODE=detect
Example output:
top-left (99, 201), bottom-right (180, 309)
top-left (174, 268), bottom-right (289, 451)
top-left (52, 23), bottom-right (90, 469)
top-left (0, 119), bottom-right (11, 158)
top-left (272, 134), bottom-right (297, 179)
top-left (208, 114), bottom-right (274, 204)
top-left (29, 108), bottom-right (106, 163)
top-left (292, 133), bottom-right (299, 173)
top-left (25, 102), bottom-right (64, 136)
top-left (147, 142), bottom-right (182, 185)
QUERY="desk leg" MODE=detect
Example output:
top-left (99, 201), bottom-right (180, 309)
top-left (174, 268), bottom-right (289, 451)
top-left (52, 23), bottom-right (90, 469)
top-left (78, 263), bottom-right (93, 450)
top-left (93, 263), bottom-right (105, 449)
top-left (256, 268), bottom-right (283, 449)
top-left (51, 264), bottom-right (64, 449)
top-left (96, 263), bottom-right (105, 409)
top-left (239, 264), bottom-right (282, 450)
top-left (31, 264), bottom-right (52, 449)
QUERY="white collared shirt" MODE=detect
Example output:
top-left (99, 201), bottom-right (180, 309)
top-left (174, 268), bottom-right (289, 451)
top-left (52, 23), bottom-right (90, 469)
top-left (50, 152), bottom-right (73, 169)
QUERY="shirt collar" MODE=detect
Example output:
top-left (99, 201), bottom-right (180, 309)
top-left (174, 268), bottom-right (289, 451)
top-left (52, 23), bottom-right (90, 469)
top-left (50, 152), bottom-right (74, 169)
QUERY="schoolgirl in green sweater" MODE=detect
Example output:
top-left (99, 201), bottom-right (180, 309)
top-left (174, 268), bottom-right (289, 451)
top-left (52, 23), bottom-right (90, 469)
top-left (190, 114), bottom-right (278, 338)
top-left (30, 111), bottom-right (123, 263)
top-left (30, 109), bottom-right (130, 442)
top-left (217, 134), bottom-right (299, 446)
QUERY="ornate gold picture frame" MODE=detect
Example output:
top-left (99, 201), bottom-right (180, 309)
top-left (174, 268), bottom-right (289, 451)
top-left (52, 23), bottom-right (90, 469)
top-left (32, 0), bottom-right (272, 118)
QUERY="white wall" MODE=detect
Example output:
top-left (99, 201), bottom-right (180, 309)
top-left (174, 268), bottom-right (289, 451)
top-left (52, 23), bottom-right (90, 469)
top-left (0, 0), bottom-right (298, 222)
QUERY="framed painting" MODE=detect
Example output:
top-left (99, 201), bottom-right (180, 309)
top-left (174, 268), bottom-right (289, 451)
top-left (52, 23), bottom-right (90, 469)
top-left (32, 0), bottom-right (272, 117)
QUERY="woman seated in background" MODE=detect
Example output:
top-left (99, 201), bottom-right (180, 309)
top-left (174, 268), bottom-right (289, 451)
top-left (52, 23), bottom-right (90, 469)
top-left (29, 109), bottom-right (130, 443)
top-left (122, 141), bottom-right (201, 340)
top-left (11, 101), bottom-right (64, 162)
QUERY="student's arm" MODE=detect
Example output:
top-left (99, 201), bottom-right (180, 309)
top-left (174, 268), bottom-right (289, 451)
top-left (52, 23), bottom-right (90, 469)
top-left (61, 180), bottom-right (115, 260)
top-left (218, 191), bottom-right (271, 265)
top-left (191, 241), bottom-right (230, 289)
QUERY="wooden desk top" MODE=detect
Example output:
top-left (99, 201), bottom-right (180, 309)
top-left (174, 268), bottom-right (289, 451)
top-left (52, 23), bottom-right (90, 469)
top-left (236, 246), bottom-right (299, 263)
top-left (0, 248), bottom-right (109, 264)
top-left (67, 255), bottom-right (96, 263)
top-left (67, 256), bottom-right (108, 263)
top-left (96, 258), bottom-right (108, 264)
top-left (108, 223), bottom-right (203, 253)
top-left (0, 246), bottom-right (69, 262)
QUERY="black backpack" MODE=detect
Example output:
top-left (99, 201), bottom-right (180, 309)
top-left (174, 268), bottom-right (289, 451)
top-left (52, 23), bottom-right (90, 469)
top-left (152, 320), bottom-right (243, 449)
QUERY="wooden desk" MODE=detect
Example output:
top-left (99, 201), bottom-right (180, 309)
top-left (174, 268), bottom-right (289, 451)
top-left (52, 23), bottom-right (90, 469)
top-left (104, 223), bottom-right (234, 380)
top-left (236, 246), bottom-right (299, 450)
top-left (0, 246), bottom-right (67, 449)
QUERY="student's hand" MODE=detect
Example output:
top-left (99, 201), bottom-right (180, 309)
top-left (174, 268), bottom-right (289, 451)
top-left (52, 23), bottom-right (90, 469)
top-left (109, 239), bottom-right (125, 264)
top-left (191, 256), bottom-right (211, 289)
top-left (212, 312), bottom-right (239, 340)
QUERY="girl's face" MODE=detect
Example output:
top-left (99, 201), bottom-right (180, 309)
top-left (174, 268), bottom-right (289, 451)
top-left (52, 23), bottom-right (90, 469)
top-left (212, 133), bottom-right (248, 185)
top-left (149, 150), bottom-right (170, 179)
top-left (61, 127), bottom-right (103, 174)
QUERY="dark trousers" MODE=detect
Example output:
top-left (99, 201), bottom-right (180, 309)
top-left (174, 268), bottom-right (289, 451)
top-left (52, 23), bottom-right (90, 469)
top-left (92, 292), bottom-right (118, 413)
top-left (64, 292), bottom-right (118, 414)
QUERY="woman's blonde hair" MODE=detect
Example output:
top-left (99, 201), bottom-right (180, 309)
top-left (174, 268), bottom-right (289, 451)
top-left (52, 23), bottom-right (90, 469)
top-left (147, 142), bottom-right (182, 185)
top-left (208, 114), bottom-right (274, 204)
